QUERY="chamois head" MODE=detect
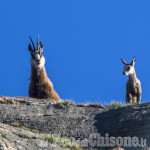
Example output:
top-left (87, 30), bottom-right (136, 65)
top-left (28, 35), bottom-right (45, 69)
top-left (121, 57), bottom-right (136, 76)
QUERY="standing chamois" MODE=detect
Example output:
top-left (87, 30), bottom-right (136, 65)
top-left (121, 57), bottom-right (142, 104)
top-left (28, 36), bottom-right (60, 100)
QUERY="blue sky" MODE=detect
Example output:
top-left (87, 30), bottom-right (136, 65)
top-left (0, 0), bottom-right (150, 104)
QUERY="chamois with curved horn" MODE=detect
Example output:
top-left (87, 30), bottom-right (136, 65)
top-left (28, 36), bottom-right (60, 100)
top-left (121, 57), bottom-right (142, 104)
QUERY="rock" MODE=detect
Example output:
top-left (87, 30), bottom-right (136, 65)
top-left (0, 122), bottom-right (68, 150)
top-left (0, 96), bottom-right (149, 150)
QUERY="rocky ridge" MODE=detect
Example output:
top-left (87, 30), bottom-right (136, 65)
top-left (0, 96), bottom-right (150, 150)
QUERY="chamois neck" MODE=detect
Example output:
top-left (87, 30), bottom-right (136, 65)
top-left (128, 71), bottom-right (136, 81)
top-left (31, 65), bottom-right (48, 82)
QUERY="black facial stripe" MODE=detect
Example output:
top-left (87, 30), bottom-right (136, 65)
top-left (40, 52), bottom-right (43, 58)
top-left (31, 54), bottom-right (35, 59)
top-left (31, 51), bottom-right (43, 60)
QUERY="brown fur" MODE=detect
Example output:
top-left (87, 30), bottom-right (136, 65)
top-left (28, 36), bottom-right (60, 100)
top-left (29, 66), bottom-right (60, 99)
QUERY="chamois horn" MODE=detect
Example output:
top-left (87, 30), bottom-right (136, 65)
top-left (37, 35), bottom-right (39, 50)
top-left (121, 58), bottom-right (127, 65)
top-left (29, 36), bottom-right (35, 50)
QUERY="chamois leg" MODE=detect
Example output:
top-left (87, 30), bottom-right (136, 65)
top-left (137, 91), bottom-right (141, 104)
top-left (126, 93), bottom-right (132, 104)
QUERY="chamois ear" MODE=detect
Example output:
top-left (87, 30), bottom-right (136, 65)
top-left (28, 44), bottom-right (32, 52)
top-left (131, 57), bottom-right (136, 66)
top-left (39, 42), bottom-right (43, 52)
top-left (121, 58), bottom-right (127, 65)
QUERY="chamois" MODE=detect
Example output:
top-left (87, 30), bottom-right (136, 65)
top-left (28, 36), bottom-right (60, 100)
top-left (121, 57), bottom-right (142, 104)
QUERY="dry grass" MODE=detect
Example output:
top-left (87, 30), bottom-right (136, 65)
top-left (55, 100), bottom-right (75, 109)
top-left (44, 134), bottom-right (82, 150)
top-left (105, 101), bottom-right (124, 109)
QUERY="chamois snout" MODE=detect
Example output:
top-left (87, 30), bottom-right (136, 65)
top-left (121, 57), bottom-right (135, 76)
top-left (28, 36), bottom-right (45, 69)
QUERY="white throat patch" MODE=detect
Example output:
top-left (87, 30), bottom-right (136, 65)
top-left (31, 56), bottom-right (45, 69)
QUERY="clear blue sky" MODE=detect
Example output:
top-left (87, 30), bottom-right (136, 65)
top-left (0, 0), bottom-right (150, 104)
